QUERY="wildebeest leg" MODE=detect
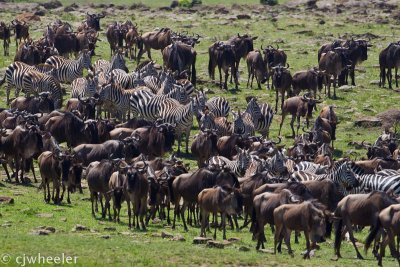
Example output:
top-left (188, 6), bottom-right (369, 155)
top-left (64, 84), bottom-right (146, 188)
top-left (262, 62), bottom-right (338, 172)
top-left (295, 231), bottom-right (300, 244)
top-left (388, 67), bottom-right (393, 89)
top-left (213, 213), bottom-right (217, 240)
top-left (127, 200), bottom-right (132, 228)
top-left (281, 90), bottom-right (285, 111)
top-left (3, 162), bottom-right (11, 182)
top-left (288, 115), bottom-right (296, 138)
top-left (303, 230), bottom-right (311, 259)
top-left (172, 201), bottom-right (179, 229)
top-left (60, 184), bottom-right (66, 203)
top-left (200, 209), bottom-right (208, 237)
top-left (346, 221), bottom-right (364, 259)
top-left (247, 65), bottom-right (251, 88)
top-left (181, 202), bottom-right (188, 231)
top-left (140, 197), bottom-right (147, 231)
top-left (224, 69), bottom-right (229, 90)
top-left (29, 161), bottom-right (37, 183)
top-left (284, 229), bottom-right (293, 257)
top-left (218, 65), bottom-right (223, 89)
top-left (275, 88), bottom-right (279, 113)
top-left (274, 222), bottom-right (283, 254)
top-left (222, 212), bottom-right (227, 240)
top-left (67, 189), bottom-right (71, 204)
top-left (46, 182), bottom-right (50, 203)
top-left (14, 157), bottom-right (20, 183)
top-left (396, 67), bottom-right (399, 88)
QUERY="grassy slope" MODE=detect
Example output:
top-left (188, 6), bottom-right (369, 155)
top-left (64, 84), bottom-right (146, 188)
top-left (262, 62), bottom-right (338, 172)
top-left (0, 0), bottom-right (399, 266)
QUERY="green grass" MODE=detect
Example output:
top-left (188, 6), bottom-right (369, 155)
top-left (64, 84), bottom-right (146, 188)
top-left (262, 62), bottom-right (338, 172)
top-left (0, 0), bottom-right (400, 266)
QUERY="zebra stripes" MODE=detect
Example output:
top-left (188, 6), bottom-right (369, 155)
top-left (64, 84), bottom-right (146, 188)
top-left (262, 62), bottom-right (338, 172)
top-left (205, 96), bottom-right (230, 117)
top-left (291, 160), bottom-right (359, 192)
top-left (208, 147), bottom-right (251, 177)
top-left (71, 76), bottom-right (98, 98)
top-left (294, 161), bottom-right (328, 175)
top-left (93, 51), bottom-right (127, 75)
top-left (22, 70), bottom-right (63, 108)
top-left (266, 150), bottom-right (288, 177)
top-left (45, 50), bottom-right (92, 83)
top-left (199, 111), bottom-right (232, 137)
top-left (347, 173), bottom-right (400, 195)
top-left (0, 61), bottom-right (55, 104)
top-left (233, 98), bottom-right (262, 136)
top-left (255, 103), bottom-right (274, 138)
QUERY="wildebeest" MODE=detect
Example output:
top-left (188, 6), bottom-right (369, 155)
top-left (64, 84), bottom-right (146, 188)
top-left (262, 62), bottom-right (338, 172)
top-left (365, 203), bottom-right (400, 266)
top-left (272, 64), bottom-right (292, 112)
top-left (382, 43), bottom-right (400, 89)
top-left (162, 42), bottom-right (197, 85)
top-left (198, 186), bottom-right (242, 240)
top-left (137, 27), bottom-right (173, 61)
top-left (106, 22), bottom-right (127, 57)
top-left (65, 97), bottom-right (99, 120)
top-left (279, 94), bottom-right (321, 138)
top-left (45, 112), bottom-right (99, 147)
top-left (292, 68), bottom-right (326, 97)
top-left (320, 105), bottom-right (338, 147)
top-left (0, 21), bottom-right (11, 56)
top-left (11, 19), bottom-right (29, 48)
top-left (274, 201), bottom-right (328, 259)
top-left (124, 165), bottom-right (148, 230)
top-left (83, 12), bottom-right (105, 31)
top-left (334, 191), bottom-right (399, 259)
top-left (246, 50), bottom-right (268, 89)
top-left (191, 129), bottom-right (218, 168)
top-left (318, 47), bottom-right (350, 99)
top-left (211, 42), bottom-right (238, 90)
top-left (10, 93), bottom-right (54, 114)
top-left (252, 189), bottom-right (301, 250)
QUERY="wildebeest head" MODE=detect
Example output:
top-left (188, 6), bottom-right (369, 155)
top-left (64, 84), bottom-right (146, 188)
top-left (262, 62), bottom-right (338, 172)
top-left (301, 93), bottom-right (322, 119)
top-left (272, 64), bottom-right (290, 88)
top-left (86, 12), bottom-right (105, 31)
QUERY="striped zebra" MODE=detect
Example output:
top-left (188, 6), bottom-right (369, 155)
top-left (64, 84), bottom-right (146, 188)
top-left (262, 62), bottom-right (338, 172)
top-left (233, 98), bottom-right (262, 136)
top-left (71, 75), bottom-right (98, 98)
top-left (294, 161), bottom-right (328, 175)
top-left (0, 62), bottom-right (54, 104)
top-left (265, 150), bottom-right (289, 177)
top-left (255, 103), bottom-right (274, 138)
top-left (346, 173), bottom-right (400, 195)
top-left (199, 111), bottom-right (232, 137)
top-left (205, 96), bottom-right (230, 117)
top-left (98, 82), bottom-right (139, 121)
top-left (159, 97), bottom-right (198, 153)
top-left (291, 160), bottom-right (359, 192)
top-left (129, 88), bottom-right (191, 120)
top-left (45, 50), bottom-right (92, 83)
top-left (177, 79), bottom-right (195, 96)
top-left (208, 147), bottom-right (251, 177)
top-left (93, 51), bottom-right (127, 74)
top-left (22, 70), bottom-right (63, 108)
top-left (109, 69), bottom-right (143, 89)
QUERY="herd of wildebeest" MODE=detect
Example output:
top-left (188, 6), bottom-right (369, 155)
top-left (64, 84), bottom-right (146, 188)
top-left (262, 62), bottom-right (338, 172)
top-left (1, 10), bottom-right (400, 265)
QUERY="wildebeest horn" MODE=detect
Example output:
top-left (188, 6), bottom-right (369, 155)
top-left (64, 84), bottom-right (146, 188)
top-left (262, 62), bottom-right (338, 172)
top-left (361, 140), bottom-right (371, 148)
top-left (272, 136), bottom-right (282, 145)
top-left (286, 63), bottom-right (290, 69)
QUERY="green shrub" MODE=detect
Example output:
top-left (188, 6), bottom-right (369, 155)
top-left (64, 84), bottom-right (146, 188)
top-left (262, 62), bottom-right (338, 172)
top-left (260, 0), bottom-right (278, 6)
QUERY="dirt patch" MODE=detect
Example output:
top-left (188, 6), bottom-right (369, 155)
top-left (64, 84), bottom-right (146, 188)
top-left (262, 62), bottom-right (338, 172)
top-left (377, 109), bottom-right (400, 129)
top-left (16, 12), bottom-right (41, 22)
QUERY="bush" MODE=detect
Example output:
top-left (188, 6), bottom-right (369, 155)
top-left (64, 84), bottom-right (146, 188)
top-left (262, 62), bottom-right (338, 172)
top-left (260, 0), bottom-right (278, 6)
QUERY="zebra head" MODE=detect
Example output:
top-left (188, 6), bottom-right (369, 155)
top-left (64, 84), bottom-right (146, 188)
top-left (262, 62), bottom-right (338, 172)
top-left (269, 149), bottom-right (288, 175)
top-left (79, 50), bottom-right (93, 70)
top-left (111, 51), bottom-right (128, 72)
top-left (336, 161), bottom-right (359, 191)
top-left (232, 110), bottom-right (245, 135)
top-left (199, 111), bottom-right (214, 131)
top-left (196, 89), bottom-right (207, 111)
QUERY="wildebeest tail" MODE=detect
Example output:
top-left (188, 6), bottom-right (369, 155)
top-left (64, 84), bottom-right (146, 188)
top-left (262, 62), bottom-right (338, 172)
top-left (364, 218), bottom-right (381, 253)
top-left (208, 54), bottom-right (213, 79)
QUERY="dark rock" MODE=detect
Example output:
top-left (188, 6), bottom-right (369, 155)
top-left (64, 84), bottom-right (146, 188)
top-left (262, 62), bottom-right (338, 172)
top-left (172, 234), bottom-right (185, 241)
top-left (161, 231), bottom-right (174, 238)
top-left (40, 0), bottom-right (62, 10)
top-left (72, 224), bottom-right (89, 231)
top-left (193, 237), bottom-right (212, 244)
top-left (354, 117), bottom-right (382, 128)
top-left (34, 9), bottom-right (46, 16)
top-left (0, 196), bottom-right (14, 204)
top-left (206, 240), bottom-right (225, 249)
top-left (101, 235), bottom-right (110, 239)
top-left (239, 246), bottom-right (250, 252)
top-left (170, 0), bottom-right (179, 8)
top-left (237, 14), bottom-right (251, 20)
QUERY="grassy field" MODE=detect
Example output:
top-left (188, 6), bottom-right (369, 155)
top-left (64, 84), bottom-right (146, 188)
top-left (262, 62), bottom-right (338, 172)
top-left (0, 0), bottom-right (400, 266)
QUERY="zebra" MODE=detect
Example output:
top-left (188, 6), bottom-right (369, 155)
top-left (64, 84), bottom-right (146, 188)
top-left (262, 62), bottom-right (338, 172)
top-left (291, 160), bottom-right (359, 192)
top-left (176, 79), bottom-right (195, 96)
top-left (205, 96), bottom-right (230, 117)
top-left (265, 150), bottom-right (289, 178)
top-left (71, 75), bottom-right (98, 98)
top-left (98, 82), bottom-right (139, 121)
top-left (129, 88), bottom-right (191, 120)
top-left (294, 161), bottom-right (328, 175)
top-left (255, 103), bottom-right (274, 138)
top-left (109, 69), bottom-right (142, 89)
top-left (233, 98), bottom-right (262, 136)
top-left (346, 173), bottom-right (400, 195)
top-left (22, 69), bottom-right (63, 108)
top-left (0, 61), bottom-right (54, 104)
top-left (93, 51), bottom-right (128, 75)
top-left (199, 111), bottom-right (232, 137)
top-left (45, 50), bottom-right (92, 83)
top-left (208, 147), bottom-right (251, 177)
top-left (159, 97), bottom-right (198, 153)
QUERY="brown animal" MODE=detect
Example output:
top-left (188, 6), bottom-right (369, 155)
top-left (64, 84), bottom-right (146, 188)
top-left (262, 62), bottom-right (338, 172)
top-left (211, 42), bottom-right (238, 90)
top-left (125, 23), bottom-right (139, 59)
top-left (274, 201), bottom-right (327, 259)
top-left (0, 21), bottom-right (11, 56)
top-left (11, 19), bottom-right (29, 48)
top-left (272, 64), bottom-right (292, 112)
top-left (334, 191), bottom-right (399, 259)
top-left (124, 166), bottom-right (148, 230)
top-left (318, 48), bottom-right (350, 99)
top-left (292, 68), bottom-right (326, 97)
top-left (365, 203), bottom-right (400, 266)
top-left (320, 105), bottom-right (338, 147)
top-left (279, 94), bottom-right (321, 138)
top-left (108, 166), bottom-right (128, 222)
top-left (198, 186), bottom-right (242, 240)
top-left (246, 50), bottom-right (268, 89)
top-left (252, 189), bottom-right (301, 250)
top-left (191, 129), bottom-right (218, 168)
top-left (137, 28), bottom-right (173, 61)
